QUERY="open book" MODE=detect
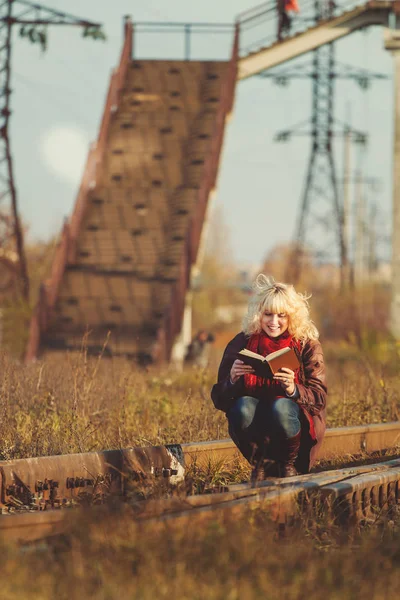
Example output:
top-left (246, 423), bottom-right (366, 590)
top-left (237, 346), bottom-right (300, 378)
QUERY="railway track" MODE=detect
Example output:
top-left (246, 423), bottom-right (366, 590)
top-left (0, 421), bottom-right (399, 543)
top-left (182, 421), bottom-right (400, 467)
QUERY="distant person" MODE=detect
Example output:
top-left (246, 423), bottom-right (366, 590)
top-left (277, 0), bottom-right (299, 41)
top-left (328, 1), bottom-right (337, 13)
top-left (185, 329), bottom-right (215, 368)
top-left (211, 274), bottom-right (327, 481)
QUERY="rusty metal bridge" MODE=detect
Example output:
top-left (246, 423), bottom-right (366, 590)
top-left (25, 1), bottom-right (400, 363)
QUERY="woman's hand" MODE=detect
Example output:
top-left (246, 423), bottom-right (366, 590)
top-left (230, 359), bottom-right (254, 384)
top-left (273, 367), bottom-right (296, 396)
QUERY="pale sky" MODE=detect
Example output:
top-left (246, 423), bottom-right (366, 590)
top-left (10, 0), bottom-right (393, 265)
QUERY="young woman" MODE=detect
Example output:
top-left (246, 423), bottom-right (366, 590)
top-left (211, 274), bottom-right (327, 480)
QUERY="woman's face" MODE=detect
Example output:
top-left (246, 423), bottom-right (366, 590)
top-left (260, 309), bottom-right (289, 338)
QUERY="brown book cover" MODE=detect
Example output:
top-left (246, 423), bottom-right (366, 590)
top-left (237, 346), bottom-right (300, 378)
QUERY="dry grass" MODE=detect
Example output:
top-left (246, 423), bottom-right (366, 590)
top-left (324, 340), bottom-right (400, 427)
top-left (0, 348), bottom-right (226, 460)
top-left (0, 335), bottom-right (399, 461)
top-left (0, 505), bottom-right (399, 599)
top-left (0, 332), bottom-right (398, 597)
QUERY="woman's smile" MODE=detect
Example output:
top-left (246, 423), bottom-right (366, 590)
top-left (261, 311), bottom-right (289, 337)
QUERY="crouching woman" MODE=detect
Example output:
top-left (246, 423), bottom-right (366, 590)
top-left (211, 274), bottom-right (327, 480)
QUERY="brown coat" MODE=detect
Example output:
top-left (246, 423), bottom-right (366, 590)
top-left (211, 332), bottom-right (327, 472)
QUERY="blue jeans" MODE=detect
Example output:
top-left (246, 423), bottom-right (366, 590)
top-left (227, 396), bottom-right (301, 465)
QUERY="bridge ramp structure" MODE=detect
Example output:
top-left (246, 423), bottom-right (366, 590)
top-left (26, 21), bottom-right (238, 362)
top-left (26, 1), bottom-right (400, 361)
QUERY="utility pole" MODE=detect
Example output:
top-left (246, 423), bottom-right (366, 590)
top-left (0, 0), bottom-right (105, 300)
top-left (353, 171), bottom-right (365, 288)
top-left (342, 125), bottom-right (352, 287)
top-left (367, 200), bottom-right (378, 278)
top-left (349, 175), bottom-right (381, 287)
top-left (384, 24), bottom-right (400, 339)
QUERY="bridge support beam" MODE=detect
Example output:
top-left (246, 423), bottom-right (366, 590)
top-left (385, 28), bottom-right (400, 338)
top-left (170, 290), bottom-right (193, 370)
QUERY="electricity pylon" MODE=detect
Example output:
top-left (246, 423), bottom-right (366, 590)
top-left (0, 0), bottom-right (105, 299)
top-left (260, 1), bottom-right (386, 288)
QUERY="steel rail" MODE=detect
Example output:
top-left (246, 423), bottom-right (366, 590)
top-left (182, 421), bottom-right (400, 466)
top-left (1, 457), bottom-right (399, 544)
top-left (0, 422), bottom-right (398, 543)
top-left (133, 458), bottom-right (400, 520)
top-left (138, 458), bottom-right (400, 527)
top-left (0, 422), bottom-right (399, 510)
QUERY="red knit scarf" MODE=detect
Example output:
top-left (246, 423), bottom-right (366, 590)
top-left (243, 330), bottom-right (301, 399)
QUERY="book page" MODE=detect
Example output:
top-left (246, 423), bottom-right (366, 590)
top-left (266, 346), bottom-right (291, 361)
top-left (238, 349), bottom-right (266, 361)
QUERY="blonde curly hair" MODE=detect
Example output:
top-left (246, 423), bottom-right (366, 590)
top-left (242, 274), bottom-right (319, 341)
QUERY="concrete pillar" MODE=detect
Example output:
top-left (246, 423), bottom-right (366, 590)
top-left (170, 290), bottom-right (193, 370)
top-left (385, 28), bottom-right (400, 338)
top-left (170, 188), bottom-right (218, 369)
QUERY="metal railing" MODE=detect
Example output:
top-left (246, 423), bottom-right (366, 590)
top-left (132, 21), bottom-right (234, 61)
top-left (130, 2), bottom-right (399, 63)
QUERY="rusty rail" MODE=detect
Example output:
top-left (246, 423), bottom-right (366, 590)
top-left (0, 421), bottom-right (399, 543)
top-left (183, 421), bottom-right (400, 467)
top-left (1, 457), bottom-right (399, 544)
top-left (0, 421), bottom-right (398, 511)
top-left (0, 444), bottom-right (185, 511)
top-left (139, 457), bottom-right (400, 526)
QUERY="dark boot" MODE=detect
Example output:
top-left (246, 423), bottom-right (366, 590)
top-left (250, 444), bottom-right (267, 485)
top-left (250, 463), bottom-right (266, 485)
top-left (250, 458), bottom-right (279, 485)
top-left (278, 431), bottom-right (301, 478)
top-left (250, 438), bottom-right (279, 484)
